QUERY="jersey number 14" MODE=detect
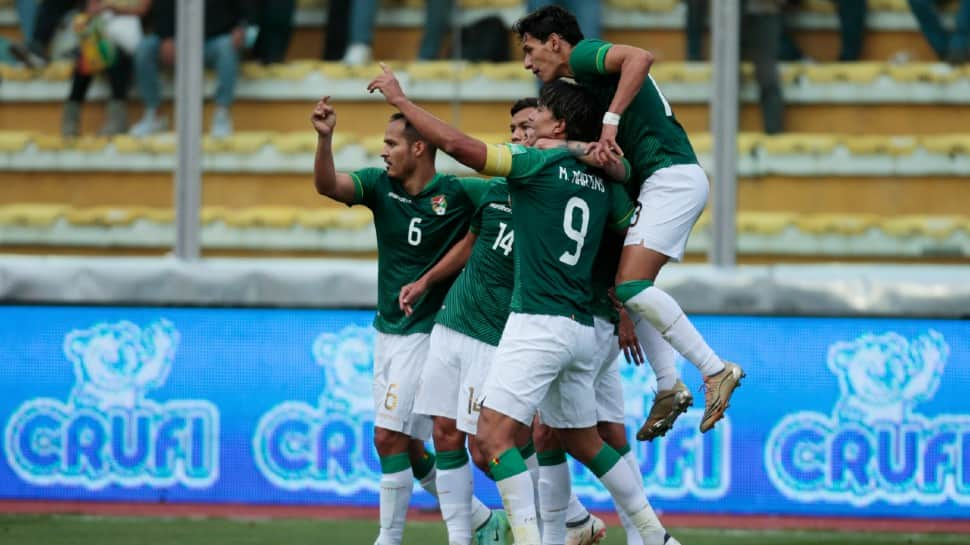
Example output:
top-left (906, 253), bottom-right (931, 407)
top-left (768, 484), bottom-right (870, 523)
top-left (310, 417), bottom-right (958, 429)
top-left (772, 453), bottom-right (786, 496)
top-left (491, 222), bottom-right (514, 256)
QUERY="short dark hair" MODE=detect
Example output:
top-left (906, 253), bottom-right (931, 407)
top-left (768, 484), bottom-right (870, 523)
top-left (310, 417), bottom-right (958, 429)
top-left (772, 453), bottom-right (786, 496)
top-left (510, 97), bottom-right (538, 117)
top-left (513, 5), bottom-right (583, 45)
top-left (389, 112), bottom-right (425, 144)
top-left (538, 79), bottom-right (603, 142)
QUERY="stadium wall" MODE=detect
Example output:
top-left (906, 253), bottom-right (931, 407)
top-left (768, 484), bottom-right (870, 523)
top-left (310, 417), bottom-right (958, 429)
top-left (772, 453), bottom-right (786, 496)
top-left (0, 257), bottom-right (968, 521)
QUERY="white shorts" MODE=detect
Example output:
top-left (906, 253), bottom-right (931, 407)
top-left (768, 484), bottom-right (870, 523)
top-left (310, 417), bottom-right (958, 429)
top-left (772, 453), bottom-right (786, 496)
top-left (482, 313), bottom-right (599, 429)
top-left (593, 317), bottom-right (625, 424)
top-left (413, 324), bottom-right (496, 435)
top-left (624, 163), bottom-right (709, 261)
top-left (372, 331), bottom-right (433, 440)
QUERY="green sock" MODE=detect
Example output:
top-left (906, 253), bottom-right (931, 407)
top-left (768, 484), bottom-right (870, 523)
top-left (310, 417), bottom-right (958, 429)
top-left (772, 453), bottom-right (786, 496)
top-left (489, 447), bottom-right (529, 481)
top-left (412, 451), bottom-right (436, 480)
top-left (587, 444), bottom-right (622, 478)
top-left (615, 279), bottom-right (654, 303)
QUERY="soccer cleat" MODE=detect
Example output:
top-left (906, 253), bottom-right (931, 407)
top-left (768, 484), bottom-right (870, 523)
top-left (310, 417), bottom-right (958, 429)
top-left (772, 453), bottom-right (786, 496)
top-left (699, 361), bottom-right (746, 433)
top-left (565, 513), bottom-right (607, 545)
top-left (474, 509), bottom-right (512, 545)
top-left (637, 380), bottom-right (693, 441)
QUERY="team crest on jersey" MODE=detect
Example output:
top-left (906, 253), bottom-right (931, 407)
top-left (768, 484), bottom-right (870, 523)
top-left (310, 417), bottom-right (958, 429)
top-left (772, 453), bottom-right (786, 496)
top-left (431, 194), bottom-right (448, 215)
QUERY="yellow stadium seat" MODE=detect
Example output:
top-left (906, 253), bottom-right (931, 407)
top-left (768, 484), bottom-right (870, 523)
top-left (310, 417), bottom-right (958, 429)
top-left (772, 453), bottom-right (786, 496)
top-left (801, 0), bottom-right (837, 13)
top-left (0, 64), bottom-right (34, 81)
top-left (796, 213), bottom-right (880, 235)
top-left (40, 60), bottom-right (73, 81)
top-left (111, 135), bottom-right (152, 154)
top-left (32, 134), bottom-right (68, 151)
top-left (868, 0), bottom-right (912, 12)
top-left (65, 206), bottom-right (144, 226)
top-left (842, 135), bottom-right (918, 156)
top-left (273, 132), bottom-right (321, 154)
top-left (477, 62), bottom-right (533, 81)
top-left (269, 61), bottom-right (317, 80)
top-left (920, 135), bottom-right (970, 154)
top-left (201, 206), bottom-right (229, 224)
top-left (222, 207), bottom-right (300, 228)
top-left (738, 212), bottom-right (798, 235)
top-left (0, 204), bottom-right (68, 227)
top-left (146, 135), bottom-right (176, 154)
top-left (0, 132), bottom-right (33, 152)
top-left (297, 208), bottom-right (374, 230)
top-left (880, 215), bottom-right (966, 239)
top-left (223, 132), bottom-right (274, 154)
top-left (407, 61), bottom-right (476, 81)
top-left (360, 135), bottom-right (385, 156)
top-left (759, 134), bottom-right (838, 155)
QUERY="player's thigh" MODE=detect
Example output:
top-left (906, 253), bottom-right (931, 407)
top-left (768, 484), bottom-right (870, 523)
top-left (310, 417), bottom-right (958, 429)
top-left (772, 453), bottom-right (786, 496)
top-left (481, 313), bottom-right (572, 427)
top-left (372, 332), bottom-right (433, 440)
top-left (537, 320), bottom-right (600, 429)
top-left (623, 163), bottom-right (709, 264)
top-left (456, 336), bottom-right (497, 436)
top-left (592, 318), bottom-right (625, 425)
top-left (414, 325), bottom-right (463, 419)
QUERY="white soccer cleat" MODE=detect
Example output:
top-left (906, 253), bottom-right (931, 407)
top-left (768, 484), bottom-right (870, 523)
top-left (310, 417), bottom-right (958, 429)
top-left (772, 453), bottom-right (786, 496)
top-left (565, 513), bottom-right (607, 545)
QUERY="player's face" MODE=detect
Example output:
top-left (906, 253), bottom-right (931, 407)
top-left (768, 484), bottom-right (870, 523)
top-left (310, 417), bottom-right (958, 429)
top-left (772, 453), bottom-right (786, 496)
top-left (510, 107), bottom-right (536, 145)
top-left (527, 104), bottom-right (562, 141)
top-left (521, 33), bottom-right (562, 84)
top-left (381, 120), bottom-right (417, 179)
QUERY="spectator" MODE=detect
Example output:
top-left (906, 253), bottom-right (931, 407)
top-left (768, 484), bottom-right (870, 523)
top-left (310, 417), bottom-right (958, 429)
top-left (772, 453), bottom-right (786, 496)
top-left (130, 0), bottom-right (254, 139)
top-left (63, 0), bottom-right (152, 137)
top-left (745, 0), bottom-right (785, 134)
top-left (322, 0), bottom-right (350, 60)
top-left (341, 0), bottom-right (455, 65)
top-left (9, 0), bottom-right (81, 68)
top-left (908, 0), bottom-right (970, 64)
top-left (685, 0), bottom-right (785, 133)
top-left (780, 1), bottom-right (867, 61)
top-left (527, 0), bottom-right (601, 39)
top-left (251, 0), bottom-right (294, 65)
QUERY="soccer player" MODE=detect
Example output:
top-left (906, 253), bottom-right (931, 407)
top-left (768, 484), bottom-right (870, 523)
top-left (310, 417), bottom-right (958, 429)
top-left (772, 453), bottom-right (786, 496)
top-left (310, 100), bottom-right (499, 545)
top-left (513, 5), bottom-right (746, 441)
top-left (404, 97), bottom-right (624, 545)
top-left (368, 66), bottom-right (681, 545)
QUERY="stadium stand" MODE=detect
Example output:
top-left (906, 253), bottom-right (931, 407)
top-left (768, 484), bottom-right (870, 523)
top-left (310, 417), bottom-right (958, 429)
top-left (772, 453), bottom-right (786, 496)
top-left (0, 0), bottom-right (967, 261)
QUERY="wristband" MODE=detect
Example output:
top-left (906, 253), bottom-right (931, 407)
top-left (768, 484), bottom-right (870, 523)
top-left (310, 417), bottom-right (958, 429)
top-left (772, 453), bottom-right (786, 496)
top-left (602, 112), bottom-right (621, 126)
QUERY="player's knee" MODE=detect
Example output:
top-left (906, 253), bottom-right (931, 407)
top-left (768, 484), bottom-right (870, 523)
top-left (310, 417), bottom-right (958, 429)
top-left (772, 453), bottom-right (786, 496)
top-left (432, 418), bottom-right (464, 451)
top-left (597, 421), bottom-right (628, 451)
top-left (373, 427), bottom-right (408, 456)
top-left (468, 438), bottom-right (491, 473)
top-left (532, 422), bottom-right (560, 451)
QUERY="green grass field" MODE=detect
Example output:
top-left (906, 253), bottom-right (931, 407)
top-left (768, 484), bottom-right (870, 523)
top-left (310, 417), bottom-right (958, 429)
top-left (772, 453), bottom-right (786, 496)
top-left (1, 515), bottom-right (969, 545)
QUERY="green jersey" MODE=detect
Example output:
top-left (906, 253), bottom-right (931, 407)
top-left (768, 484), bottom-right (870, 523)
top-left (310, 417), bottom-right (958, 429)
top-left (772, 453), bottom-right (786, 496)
top-left (349, 168), bottom-right (490, 335)
top-left (435, 181), bottom-right (515, 346)
top-left (569, 39), bottom-right (698, 186)
top-left (486, 144), bottom-right (635, 326)
top-left (589, 205), bottom-right (634, 323)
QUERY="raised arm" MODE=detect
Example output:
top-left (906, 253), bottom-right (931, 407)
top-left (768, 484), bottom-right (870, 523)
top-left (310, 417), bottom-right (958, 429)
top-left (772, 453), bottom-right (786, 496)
top-left (399, 230), bottom-right (478, 316)
top-left (368, 64), bottom-right (490, 173)
top-left (310, 96), bottom-right (359, 204)
top-left (595, 44), bottom-right (654, 162)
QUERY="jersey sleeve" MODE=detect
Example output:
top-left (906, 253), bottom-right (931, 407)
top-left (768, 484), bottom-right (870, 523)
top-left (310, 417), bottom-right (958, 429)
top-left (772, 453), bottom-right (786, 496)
top-left (458, 176), bottom-right (493, 207)
top-left (347, 168), bottom-right (384, 207)
top-left (568, 39), bottom-right (614, 80)
top-left (607, 184), bottom-right (636, 232)
top-left (469, 205), bottom-right (484, 235)
top-left (481, 144), bottom-right (569, 185)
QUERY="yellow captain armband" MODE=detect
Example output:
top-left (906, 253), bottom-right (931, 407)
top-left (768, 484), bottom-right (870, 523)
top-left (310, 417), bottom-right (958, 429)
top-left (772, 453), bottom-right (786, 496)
top-left (481, 144), bottom-right (514, 177)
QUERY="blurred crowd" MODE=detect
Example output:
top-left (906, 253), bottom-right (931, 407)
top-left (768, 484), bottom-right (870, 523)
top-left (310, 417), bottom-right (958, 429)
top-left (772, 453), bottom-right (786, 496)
top-left (0, 0), bottom-right (967, 138)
